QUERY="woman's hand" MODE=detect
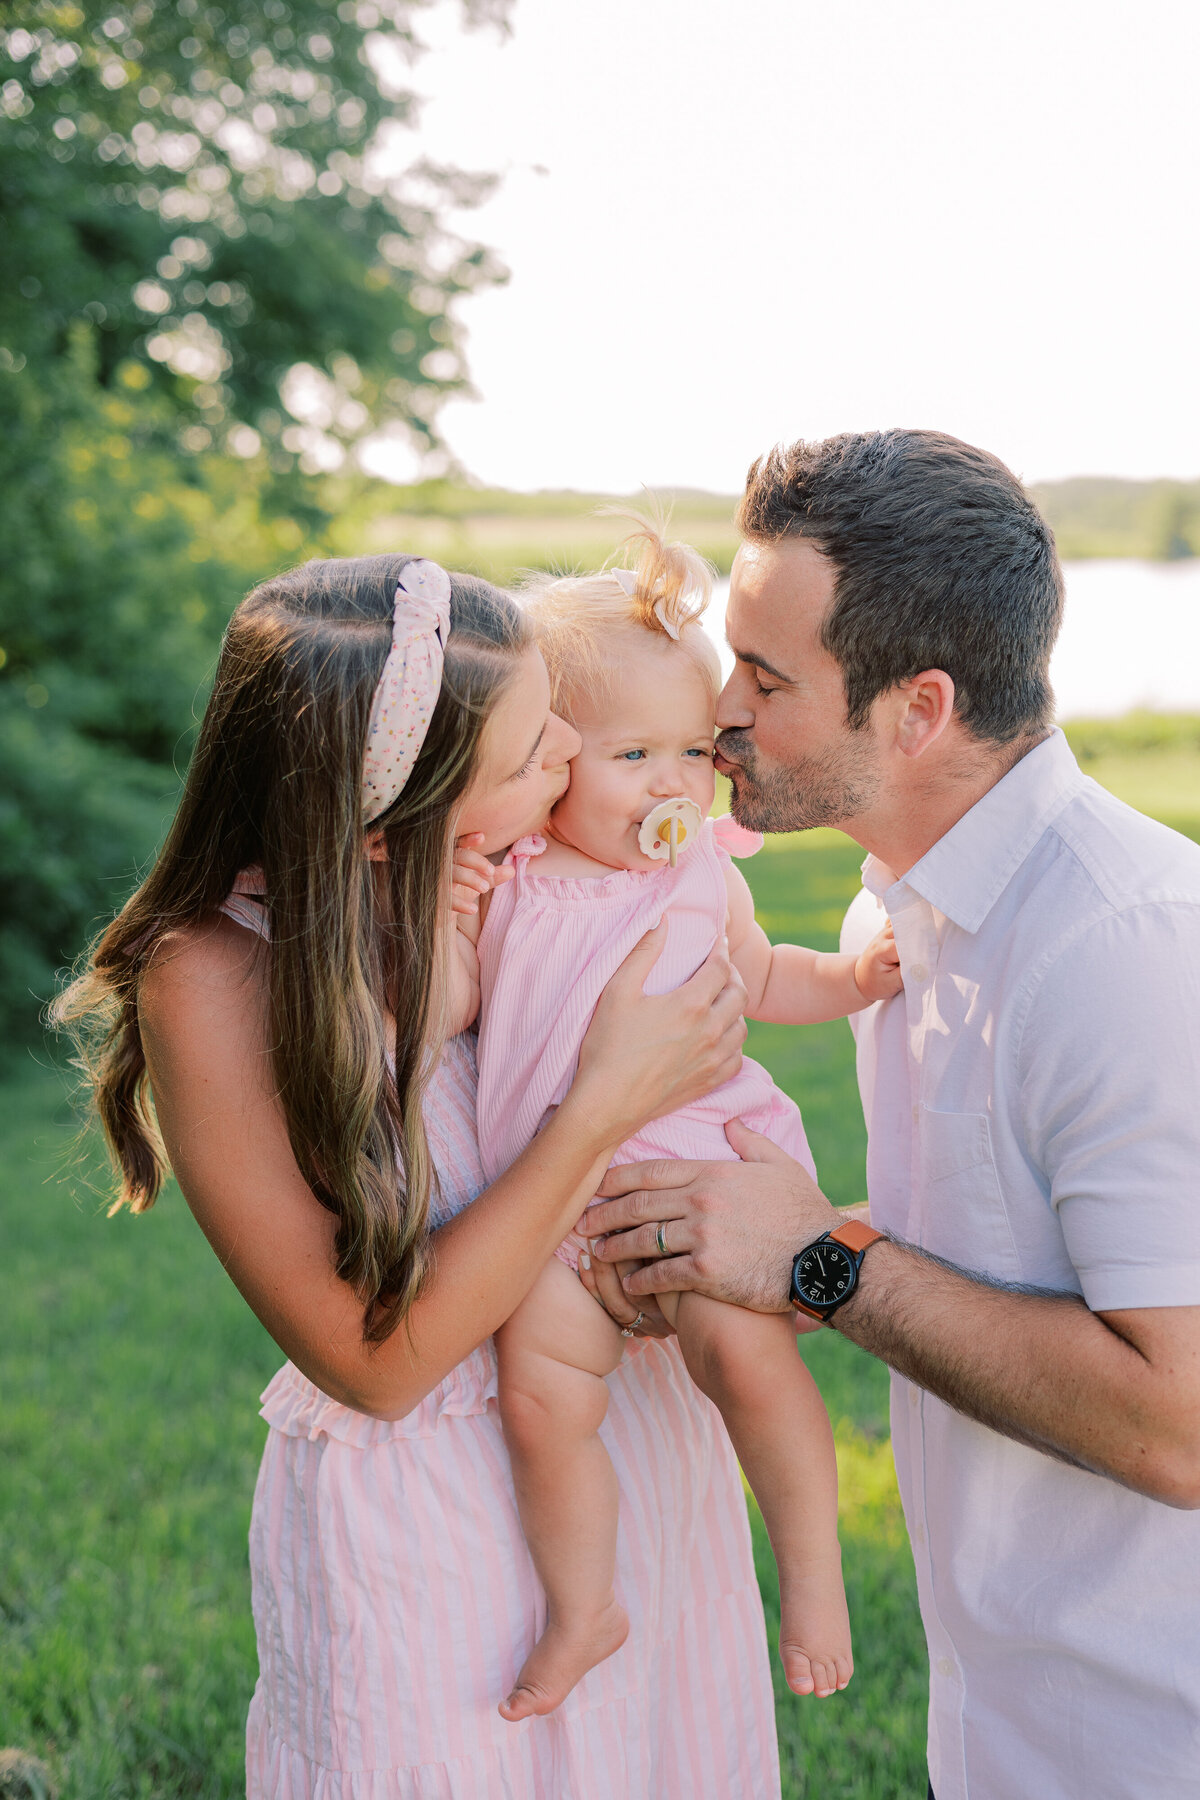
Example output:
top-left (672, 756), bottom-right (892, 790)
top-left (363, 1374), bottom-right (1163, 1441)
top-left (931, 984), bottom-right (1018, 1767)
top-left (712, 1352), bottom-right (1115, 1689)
top-left (578, 1246), bottom-right (675, 1339)
top-left (566, 920), bottom-right (748, 1151)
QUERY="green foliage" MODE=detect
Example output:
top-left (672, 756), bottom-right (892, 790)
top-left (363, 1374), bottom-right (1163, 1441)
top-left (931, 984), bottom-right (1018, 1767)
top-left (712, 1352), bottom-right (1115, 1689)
top-left (1062, 710), bottom-right (1200, 760)
top-left (0, 334), bottom-right (333, 1041)
top-left (1030, 476), bottom-right (1200, 561)
top-left (0, 0), bottom-right (515, 1044)
top-left (1, 0), bottom-right (509, 461)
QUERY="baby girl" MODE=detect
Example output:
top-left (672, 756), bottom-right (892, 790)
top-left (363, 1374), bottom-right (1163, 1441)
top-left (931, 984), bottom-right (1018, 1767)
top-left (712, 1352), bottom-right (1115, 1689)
top-left (451, 521), bottom-right (901, 1723)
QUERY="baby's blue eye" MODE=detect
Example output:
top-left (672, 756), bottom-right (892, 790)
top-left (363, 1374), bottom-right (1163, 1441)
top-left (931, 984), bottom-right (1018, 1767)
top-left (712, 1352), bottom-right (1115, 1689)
top-left (684, 747), bottom-right (714, 759)
top-left (620, 749), bottom-right (646, 762)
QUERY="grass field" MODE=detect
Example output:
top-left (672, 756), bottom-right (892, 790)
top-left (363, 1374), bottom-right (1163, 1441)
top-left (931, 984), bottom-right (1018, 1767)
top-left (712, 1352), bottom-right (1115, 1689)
top-left (3, 744), bottom-right (1198, 1798)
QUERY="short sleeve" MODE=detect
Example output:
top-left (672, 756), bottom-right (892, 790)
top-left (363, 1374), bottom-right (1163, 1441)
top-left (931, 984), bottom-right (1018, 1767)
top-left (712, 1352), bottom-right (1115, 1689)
top-left (711, 816), bottom-right (764, 860)
top-left (1019, 901), bottom-right (1200, 1311)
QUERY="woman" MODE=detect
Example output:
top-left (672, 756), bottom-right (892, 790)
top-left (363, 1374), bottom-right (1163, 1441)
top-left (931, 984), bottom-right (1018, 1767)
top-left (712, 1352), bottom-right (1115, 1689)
top-left (58, 553), bottom-right (781, 1796)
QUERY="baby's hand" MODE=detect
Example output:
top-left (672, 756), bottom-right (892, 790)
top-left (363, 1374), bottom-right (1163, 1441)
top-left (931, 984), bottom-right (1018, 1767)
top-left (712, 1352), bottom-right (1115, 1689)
top-left (854, 921), bottom-right (903, 1003)
top-left (452, 832), bottom-right (515, 916)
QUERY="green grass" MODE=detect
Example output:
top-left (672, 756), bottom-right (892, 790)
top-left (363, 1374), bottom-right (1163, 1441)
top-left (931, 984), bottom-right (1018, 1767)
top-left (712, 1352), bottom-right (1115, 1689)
top-left (4, 748), bottom-right (1198, 1796)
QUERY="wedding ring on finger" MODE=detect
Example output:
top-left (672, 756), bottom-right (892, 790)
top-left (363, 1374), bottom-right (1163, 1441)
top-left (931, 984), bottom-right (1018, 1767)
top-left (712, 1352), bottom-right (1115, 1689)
top-left (655, 1221), bottom-right (669, 1257)
top-left (620, 1311), bottom-right (646, 1338)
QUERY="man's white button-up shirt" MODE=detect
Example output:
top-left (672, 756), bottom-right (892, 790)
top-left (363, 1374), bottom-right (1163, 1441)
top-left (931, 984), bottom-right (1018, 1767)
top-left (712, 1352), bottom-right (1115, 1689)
top-left (840, 728), bottom-right (1200, 1800)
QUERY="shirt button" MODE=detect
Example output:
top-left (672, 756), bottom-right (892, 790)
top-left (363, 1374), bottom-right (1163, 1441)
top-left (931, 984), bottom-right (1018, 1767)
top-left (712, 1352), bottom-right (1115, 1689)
top-left (910, 962), bottom-right (928, 982)
top-left (914, 1524), bottom-right (925, 1545)
top-left (909, 1388), bottom-right (918, 1407)
top-left (911, 1104), bottom-right (920, 1123)
top-left (936, 1657), bottom-right (954, 1678)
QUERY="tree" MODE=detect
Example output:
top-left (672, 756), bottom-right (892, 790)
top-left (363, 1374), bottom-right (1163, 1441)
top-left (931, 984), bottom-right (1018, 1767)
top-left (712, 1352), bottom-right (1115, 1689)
top-left (0, 0), bottom-right (512, 1041)
top-left (1, 0), bottom-right (509, 466)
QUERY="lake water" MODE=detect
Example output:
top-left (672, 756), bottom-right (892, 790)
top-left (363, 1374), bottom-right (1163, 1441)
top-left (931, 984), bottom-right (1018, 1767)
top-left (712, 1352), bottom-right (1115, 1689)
top-left (701, 560), bottom-right (1200, 719)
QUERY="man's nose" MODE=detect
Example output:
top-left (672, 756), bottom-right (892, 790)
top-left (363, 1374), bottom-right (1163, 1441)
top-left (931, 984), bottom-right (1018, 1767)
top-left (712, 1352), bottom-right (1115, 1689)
top-left (716, 669), bottom-right (754, 732)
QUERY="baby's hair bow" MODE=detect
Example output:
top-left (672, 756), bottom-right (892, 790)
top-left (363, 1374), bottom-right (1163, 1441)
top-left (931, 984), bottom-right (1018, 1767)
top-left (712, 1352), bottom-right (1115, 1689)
top-left (611, 566), bottom-right (681, 640)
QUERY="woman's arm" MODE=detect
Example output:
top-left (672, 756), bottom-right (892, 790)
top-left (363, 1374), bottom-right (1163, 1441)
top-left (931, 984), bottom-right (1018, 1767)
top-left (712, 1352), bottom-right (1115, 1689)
top-left (140, 912), bottom-right (745, 1420)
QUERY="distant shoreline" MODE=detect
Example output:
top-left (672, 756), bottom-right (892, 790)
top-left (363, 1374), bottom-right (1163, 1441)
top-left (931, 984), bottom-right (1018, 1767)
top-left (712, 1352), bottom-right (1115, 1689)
top-left (359, 475), bottom-right (1200, 582)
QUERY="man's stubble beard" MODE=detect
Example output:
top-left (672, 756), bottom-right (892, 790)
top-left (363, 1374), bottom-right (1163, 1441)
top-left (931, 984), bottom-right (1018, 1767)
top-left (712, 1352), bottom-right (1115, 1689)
top-left (716, 728), bottom-right (882, 833)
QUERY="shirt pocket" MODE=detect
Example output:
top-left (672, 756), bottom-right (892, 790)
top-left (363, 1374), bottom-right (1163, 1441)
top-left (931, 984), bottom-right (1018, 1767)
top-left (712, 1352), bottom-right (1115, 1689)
top-left (917, 1107), bottom-right (1021, 1280)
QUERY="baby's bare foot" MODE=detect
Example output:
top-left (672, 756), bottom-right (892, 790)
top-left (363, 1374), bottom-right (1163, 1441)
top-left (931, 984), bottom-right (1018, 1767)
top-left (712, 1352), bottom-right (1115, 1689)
top-left (499, 1599), bottom-right (629, 1722)
top-left (778, 1559), bottom-right (853, 1699)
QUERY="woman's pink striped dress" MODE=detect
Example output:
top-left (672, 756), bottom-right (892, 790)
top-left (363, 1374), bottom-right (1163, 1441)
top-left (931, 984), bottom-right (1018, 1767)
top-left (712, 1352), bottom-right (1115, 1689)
top-left (224, 894), bottom-right (781, 1798)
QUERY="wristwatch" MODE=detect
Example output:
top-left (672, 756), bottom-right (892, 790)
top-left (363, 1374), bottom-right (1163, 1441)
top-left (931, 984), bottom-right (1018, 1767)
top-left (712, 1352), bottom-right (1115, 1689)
top-left (790, 1218), bottom-right (884, 1322)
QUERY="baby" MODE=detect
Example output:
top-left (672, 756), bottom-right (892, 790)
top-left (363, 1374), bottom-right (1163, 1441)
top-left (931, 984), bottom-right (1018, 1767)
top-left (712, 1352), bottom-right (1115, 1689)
top-left (452, 521), bottom-right (901, 1722)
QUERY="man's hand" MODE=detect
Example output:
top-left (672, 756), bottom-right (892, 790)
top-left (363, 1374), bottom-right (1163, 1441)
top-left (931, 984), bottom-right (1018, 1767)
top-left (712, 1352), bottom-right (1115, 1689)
top-left (584, 1119), bottom-right (841, 1312)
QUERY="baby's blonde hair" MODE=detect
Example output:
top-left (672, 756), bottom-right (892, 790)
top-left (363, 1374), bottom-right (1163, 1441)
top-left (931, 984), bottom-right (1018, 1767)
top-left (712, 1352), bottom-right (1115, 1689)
top-left (521, 513), bottom-right (720, 722)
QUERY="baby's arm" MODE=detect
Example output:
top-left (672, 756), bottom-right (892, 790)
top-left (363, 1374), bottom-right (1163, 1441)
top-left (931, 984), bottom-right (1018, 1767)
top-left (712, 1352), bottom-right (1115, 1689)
top-left (446, 835), bottom-right (510, 1034)
top-left (449, 912), bottom-right (482, 1032)
top-left (724, 863), bottom-right (901, 1025)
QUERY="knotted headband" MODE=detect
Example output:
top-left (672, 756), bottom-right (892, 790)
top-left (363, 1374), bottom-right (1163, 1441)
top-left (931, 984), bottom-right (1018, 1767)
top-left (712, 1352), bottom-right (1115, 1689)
top-left (361, 557), bottom-right (452, 824)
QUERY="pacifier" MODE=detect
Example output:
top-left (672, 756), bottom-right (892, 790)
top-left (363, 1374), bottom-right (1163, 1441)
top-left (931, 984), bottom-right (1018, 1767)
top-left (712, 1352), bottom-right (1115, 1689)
top-left (637, 797), bottom-right (704, 868)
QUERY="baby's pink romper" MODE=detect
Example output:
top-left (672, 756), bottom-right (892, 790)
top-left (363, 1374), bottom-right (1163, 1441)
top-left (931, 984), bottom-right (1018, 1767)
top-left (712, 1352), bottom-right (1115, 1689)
top-left (476, 816), bottom-right (817, 1239)
top-left (226, 877), bottom-right (781, 1799)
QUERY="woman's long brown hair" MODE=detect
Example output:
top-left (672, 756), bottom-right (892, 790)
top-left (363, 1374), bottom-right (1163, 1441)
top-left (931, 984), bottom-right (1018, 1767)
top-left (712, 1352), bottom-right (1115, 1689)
top-left (54, 555), bottom-right (530, 1342)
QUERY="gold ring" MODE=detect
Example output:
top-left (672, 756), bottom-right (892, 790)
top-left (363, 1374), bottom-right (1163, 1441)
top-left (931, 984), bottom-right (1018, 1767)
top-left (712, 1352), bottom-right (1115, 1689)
top-left (655, 1221), bottom-right (669, 1257)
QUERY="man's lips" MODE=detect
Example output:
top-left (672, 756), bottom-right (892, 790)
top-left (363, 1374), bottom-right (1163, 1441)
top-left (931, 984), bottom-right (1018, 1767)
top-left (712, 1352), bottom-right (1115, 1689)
top-left (713, 748), bottom-right (740, 773)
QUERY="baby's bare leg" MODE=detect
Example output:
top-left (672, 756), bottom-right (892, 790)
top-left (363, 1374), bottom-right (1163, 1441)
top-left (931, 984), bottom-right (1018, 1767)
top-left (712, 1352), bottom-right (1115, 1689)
top-left (666, 1291), bottom-right (852, 1699)
top-left (495, 1257), bottom-right (628, 1722)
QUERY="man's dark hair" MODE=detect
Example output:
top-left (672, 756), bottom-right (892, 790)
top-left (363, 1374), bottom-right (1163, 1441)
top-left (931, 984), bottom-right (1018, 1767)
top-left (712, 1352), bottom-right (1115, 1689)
top-left (737, 430), bottom-right (1064, 744)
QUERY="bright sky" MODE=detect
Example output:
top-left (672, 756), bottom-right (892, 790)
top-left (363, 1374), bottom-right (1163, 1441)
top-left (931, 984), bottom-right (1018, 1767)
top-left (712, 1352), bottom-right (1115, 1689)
top-left (362, 0), bottom-right (1200, 495)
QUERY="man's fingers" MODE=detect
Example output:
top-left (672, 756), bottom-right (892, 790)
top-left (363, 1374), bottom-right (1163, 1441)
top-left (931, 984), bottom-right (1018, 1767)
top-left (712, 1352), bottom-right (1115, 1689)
top-left (591, 1218), bottom-right (692, 1263)
top-left (621, 1255), bottom-right (697, 1299)
top-left (594, 1159), bottom-right (705, 1200)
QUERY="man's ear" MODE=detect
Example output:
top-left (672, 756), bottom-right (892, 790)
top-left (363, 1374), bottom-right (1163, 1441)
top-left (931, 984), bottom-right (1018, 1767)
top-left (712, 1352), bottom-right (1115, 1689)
top-left (892, 670), bottom-right (956, 759)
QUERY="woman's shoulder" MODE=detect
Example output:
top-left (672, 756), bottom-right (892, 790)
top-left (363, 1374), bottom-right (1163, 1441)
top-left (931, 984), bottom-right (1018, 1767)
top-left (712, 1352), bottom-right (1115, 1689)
top-left (139, 912), bottom-right (270, 1066)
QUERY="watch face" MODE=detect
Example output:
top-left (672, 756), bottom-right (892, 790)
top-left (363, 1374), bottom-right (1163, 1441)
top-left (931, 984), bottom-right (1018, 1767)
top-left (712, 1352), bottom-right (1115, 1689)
top-left (794, 1241), bottom-right (856, 1309)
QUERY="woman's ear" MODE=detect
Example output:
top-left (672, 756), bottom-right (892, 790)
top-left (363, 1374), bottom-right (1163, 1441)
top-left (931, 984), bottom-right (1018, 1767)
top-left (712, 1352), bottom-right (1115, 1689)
top-left (364, 828), bottom-right (388, 863)
top-left (893, 669), bottom-right (956, 759)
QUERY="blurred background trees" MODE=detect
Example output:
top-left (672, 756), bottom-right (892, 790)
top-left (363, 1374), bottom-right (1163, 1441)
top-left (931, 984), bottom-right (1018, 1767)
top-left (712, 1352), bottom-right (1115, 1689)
top-left (0, 0), bottom-right (509, 1038)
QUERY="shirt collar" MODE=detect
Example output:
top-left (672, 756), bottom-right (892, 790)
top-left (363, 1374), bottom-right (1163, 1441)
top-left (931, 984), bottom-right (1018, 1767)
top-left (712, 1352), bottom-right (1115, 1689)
top-left (861, 728), bottom-right (1088, 934)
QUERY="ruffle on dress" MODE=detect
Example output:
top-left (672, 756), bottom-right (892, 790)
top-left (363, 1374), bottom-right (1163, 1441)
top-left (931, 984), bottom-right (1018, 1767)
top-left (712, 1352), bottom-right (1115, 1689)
top-left (259, 1342), bottom-right (498, 1447)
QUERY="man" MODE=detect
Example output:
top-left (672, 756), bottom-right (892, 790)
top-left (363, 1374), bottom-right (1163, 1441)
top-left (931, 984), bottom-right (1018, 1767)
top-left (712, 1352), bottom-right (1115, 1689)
top-left (583, 432), bottom-right (1200, 1800)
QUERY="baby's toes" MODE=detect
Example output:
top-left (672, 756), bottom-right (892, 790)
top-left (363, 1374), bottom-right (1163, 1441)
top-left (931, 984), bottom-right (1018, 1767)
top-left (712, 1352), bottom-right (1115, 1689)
top-left (833, 1651), bottom-right (854, 1692)
top-left (780, 1645), bottom-right (815, 1695)
top-left (807, 1655), bottom-right (841, 1699)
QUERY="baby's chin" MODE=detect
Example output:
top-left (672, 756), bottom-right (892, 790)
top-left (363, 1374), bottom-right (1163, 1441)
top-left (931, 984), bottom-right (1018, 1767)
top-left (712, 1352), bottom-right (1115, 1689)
top-left (547, 813), bottom-right (663, 873)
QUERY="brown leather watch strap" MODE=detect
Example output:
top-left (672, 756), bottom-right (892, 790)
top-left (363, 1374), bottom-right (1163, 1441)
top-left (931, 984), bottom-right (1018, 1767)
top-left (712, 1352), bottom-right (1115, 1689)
top-left (829, 1219), bottom-right (884, 1256)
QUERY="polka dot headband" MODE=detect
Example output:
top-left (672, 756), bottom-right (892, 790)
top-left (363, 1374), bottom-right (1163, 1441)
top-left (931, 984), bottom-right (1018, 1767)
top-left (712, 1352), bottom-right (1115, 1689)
top-left (361, 558), bottom-right (452, 825)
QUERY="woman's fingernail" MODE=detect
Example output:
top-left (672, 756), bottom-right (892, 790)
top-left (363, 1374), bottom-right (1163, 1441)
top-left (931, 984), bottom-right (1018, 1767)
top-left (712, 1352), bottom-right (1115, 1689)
top-left (580, 1253), bottom-right (591, 1270)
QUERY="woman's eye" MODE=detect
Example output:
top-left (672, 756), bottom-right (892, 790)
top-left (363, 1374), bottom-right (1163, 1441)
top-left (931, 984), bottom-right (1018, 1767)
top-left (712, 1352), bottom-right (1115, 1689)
top-left (620, 749), bottom-right (646, 762)
top-left (512, 756), bottom-right (536, 781)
